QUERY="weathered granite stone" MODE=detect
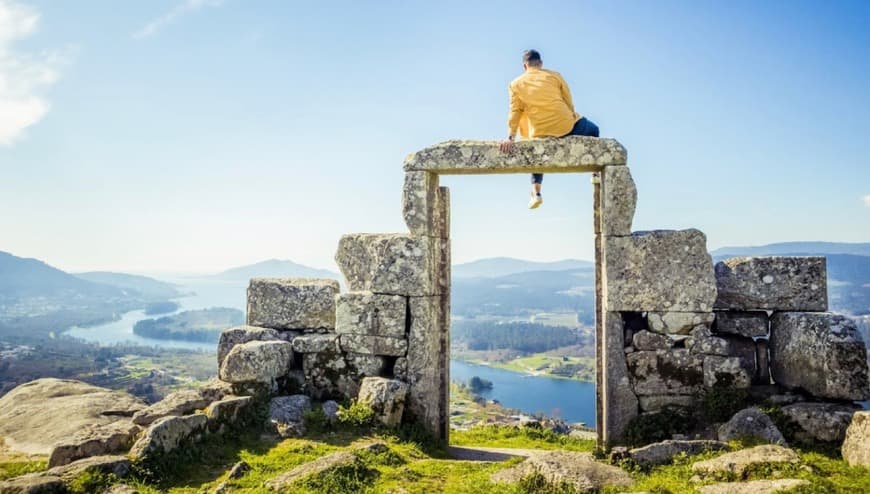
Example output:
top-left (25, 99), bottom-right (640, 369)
top-left (490, 450), bottom-right (634, 492)
top-left (247, 278), bottom-right (339, 330)
top-left (714, 257), bottom-right (827, 311)
top-left (358, 377), bottom-right (409, 427)
top-left (692, 444), bottom-right (799, 477)
top-left (45, 455), bottom-right (131, 482)
top-left (842, 410), bottom-right (870, 467)
top-left (698, 479), bottom-right (809, 494)
top-left (339, 334), bottom-right (408, 356)
top-left (770, 312), bottom-right (870, 400)
top-left (0, 475), bottom-right (64, 493)
top-left (632, 330), bottom-right (673, 351)
top-left (626, 349), bottom-right (705, 395)
top-left (205, 396), bottom-right (253, 431)
top-left (603, 311), bottom-right (639, 444)
top-left (648, 312), bottom-right (714, 335)
top-left (718, 407), bottom-right (786, 445)
top-left (724, 335), bottom-right (758, 379)
top-left (322, 400), bottom-right (339, 423)
top-left (637, 395), bottom-right (695, 412)
top-left (601, 165), bottom-right (636, 236)
top-left (604, 230), bottom-right (716, 312)
top-left (403, 137), bottom-right (627, 173)
top-left (129, 414), bottom-right (208, 461)
top-left (47, 420), bottom-right (139, 468)
top-left (629, 440), bottom-right (730, 467)
top-left (217, 325), bottom-right (295, 367)
top-left (402, 171), bottom-right (449, 237)
top-left (302, 348), bottom-right (352, 400)
top-left (335, 234), bottom-right (441, 296)
top-left (781, 402), bottom-right (858, 444)
top-left (714, 311), bottom-right (768, 338)
top-left (393, 357), bottom-right (408, 380)
top-left (345, 352), bottom-right (388, 377)
top-left (132, 389), bottom-right (211, 427)
top-left (219, 340), bottom-right (294, 384)
top-left (404, 296), bottom-right (449, 438)
top-left (291, 334), bottom-right (339, 354)
top-left (756, 339), bottom-right (771, 384)
top-left (703, 356), bottom-right (752, 389)
top-left (198, 378), bottom-right (235, 403)
top-left (335, 292), bottom-right (407, 338)
top-left (265, 451), bottom-right (360, 491)
top-left (686, 326), bottom-right (730, 356)
top-left (267, 395), bottom-right (311, 438)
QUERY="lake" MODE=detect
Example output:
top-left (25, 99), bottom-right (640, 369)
top-left (66, 277), bottom-right (600, 423)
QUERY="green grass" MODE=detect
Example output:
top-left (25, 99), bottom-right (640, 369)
top-left (0, 460), bottom-right (47, 481)
top-left (450, 425), bottom-right (595, 452)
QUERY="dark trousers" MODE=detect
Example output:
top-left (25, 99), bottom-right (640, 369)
top-left (532, 117), bottom-right (600, 185)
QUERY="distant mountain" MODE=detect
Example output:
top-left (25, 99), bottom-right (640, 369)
top-left (453, 257), bottom-right (593, 279)
top-left (212, 259), bottom-right (338, 281)
top-left (75, 272), bottom-right (181, 300)
top-left (0, 251), bottom-right (122, 299)
top-left (712, 242), bottom-right (870, 258)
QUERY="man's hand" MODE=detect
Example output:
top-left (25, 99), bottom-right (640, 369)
top-left (500, 137), bottom-right (514, 153)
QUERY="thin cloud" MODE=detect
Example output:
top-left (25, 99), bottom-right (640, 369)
top-left (133, 0), bottom-right (222, 39)
top-left (0, 0), bottom-right (66, 146)
top-left (863, 195), bottom-right (870, 207)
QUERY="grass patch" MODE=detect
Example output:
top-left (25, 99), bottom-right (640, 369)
top-left (0, 460), bottom-right (47, 481)
top-left (450, 424), bottom-right (595, 452)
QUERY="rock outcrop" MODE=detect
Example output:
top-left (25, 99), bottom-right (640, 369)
top-left (842, 410), bottom-right (870, 467)
top-left (691, 444), bottom-right (800, 477)
top-left (490, 451), bottom-right (634, 493)
top-left (357, 377), bottom-right (409, 427)
top-left (718, 408), bottom-right (786, 445)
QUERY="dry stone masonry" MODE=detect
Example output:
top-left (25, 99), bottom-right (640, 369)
top-left (205, 136), bottom-right (869, 447)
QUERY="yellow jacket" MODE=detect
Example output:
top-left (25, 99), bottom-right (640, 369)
top-left (508, 67), bottom-right (580, 139)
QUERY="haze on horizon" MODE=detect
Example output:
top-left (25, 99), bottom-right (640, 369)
top-left (1, 0), bottom-right (868, 274)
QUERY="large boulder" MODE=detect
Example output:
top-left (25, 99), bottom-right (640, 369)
top-left (691, 444), bottom-right (800, 478)
top-left (781, 402), bottom-right (858, 444)
top-left (335, 234), bottom-right (443, 296)
top-left (490, 450), bottom-right (634, 493)
top-left (604, 229), bottom-right (716, 312)
top-left (714, 311), bottom-right (769, 338)
top-left (626, 349), bottom-right (705, 395)
top-left (335, 292), bottom-right (407, 338)
top-left (217, 325), bottom-right (296, 367)
top-left (714, 256), bottom-right (827, 311)
top-left (717, 407), bottom-right (786, 445)
top-left (0, 379), bottom-right (146, 456)
top-left (219, 340), bottom-right (294, 385)
top-left (47, 420), bottom-right (140, 468)
top-left (129, 414), bottom-right (208, 461)
top-left (629, 440), bottom-right (729, 467)
top-left (842, 410), bottom-right (870, 467)
top-left (770, 312), bottom-right (870, 400)
top-left (357, 377), bottom-right (409, 427)
top-left (698, 479), bottom-right (809, 494)
top-left (246, 278), bottom-right (339, 330)
top-left (267, 395), bottom-right (311, 438)
top-left (132, 389), bottom-right (211, 426)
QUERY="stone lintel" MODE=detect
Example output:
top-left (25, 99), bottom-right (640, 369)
top-left (403, 137), bottom-right (626, 174)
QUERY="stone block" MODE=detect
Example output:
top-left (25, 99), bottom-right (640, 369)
top-left (703, 356), bottom-right (752, 389)
top-left (335, 292), bottom-right (407, 338)
top-left (714, 311), bottom-right (768, 338)
top-left (770, 312), bottom-right (870, 400)
top-left (632, 330), bottom-right (673, 351)
top-left (626, 349), bottom-right (705, 395)
top-left (217, 325), bottom-right (297, 368)
top-left (402, 137), bottom-right (627, 173)
top-left (629, 440), bottom-right (729, 468)
top-left (339, 334), bottom-right (408, 357)
top-left (129, 414), bottom-right (208, 461)
top-left (686, 326), bottom-right (730, 356)
top-left (247, 278), bottom-right (339, 330)
top-left (648, 312), bottom-right (714, 335)
top-left (132, 389), bottom-right (211, 427)
top-left (302, 349), bottom-right (354, 401)
top-left (291, 334), bottom-right (339, 354)
top-left (267, 395), bottom-right (311, 438)
top-left (405, 295), bottom-right (450, 439)
top-left (717, 408), bottom-right (786, 445)
top-left (601, 165), bottom-right (636, 236)
top-left (358, 377), bottom-right (409, 427)
top-left (345, 352), bottom-right (389, 378)
top-left (335, 234), bottom-right (443, 296)
top-left (756, 339), bottom-right (771, 384)
top-left (402, 171), bottom-right (449, 237)
top-left (637, 395), bottom-right (695, 412)
top-left (842, 411), bottom-right (870, 467)
top-left (219, 340), bottom-right (294, 385)
top-left (602, 312), bottom-right (639, 444)
top-left (714, 257), bottom-right (827, 311)
top-left (781, 402), bottom-right (859, 444)
top-left (205, 396), bottom-right (254, 431)
top-left (604, 230), bottom-right (716, 312)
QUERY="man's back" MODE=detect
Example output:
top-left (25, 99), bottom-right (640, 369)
top-left (510, 67), bottom-right (580, 138)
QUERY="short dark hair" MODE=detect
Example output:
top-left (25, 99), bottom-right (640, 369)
top-left (523, 49), bottom-right (542, 66)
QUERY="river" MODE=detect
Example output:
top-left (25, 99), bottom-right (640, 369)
top-left (65, 276), bottom-right (600, 423)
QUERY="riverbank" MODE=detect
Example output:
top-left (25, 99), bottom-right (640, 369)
top-left (452, 349), bottom-right (595, 383)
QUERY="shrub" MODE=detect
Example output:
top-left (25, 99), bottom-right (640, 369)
top-left (338, 400), bottom-right (375, 427)
top-left (624, 407), bottom-right (695, 447)
top-left (303, 406), bottom-right (329, 433)
top-left (701, 384), bottom-right (750, 423)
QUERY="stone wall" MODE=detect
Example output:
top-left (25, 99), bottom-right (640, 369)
top-left (212, 137), bottom-right (869, 447)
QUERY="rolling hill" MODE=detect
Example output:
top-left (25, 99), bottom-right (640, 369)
top-left (211, 259), bottom-right (338, 281)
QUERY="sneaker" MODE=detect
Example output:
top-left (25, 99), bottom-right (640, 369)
top-left (528, 195), bottom-right (543, 209)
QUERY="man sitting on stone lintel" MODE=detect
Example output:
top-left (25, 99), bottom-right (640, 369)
top-left (500, 49), bottom-right (600, 210)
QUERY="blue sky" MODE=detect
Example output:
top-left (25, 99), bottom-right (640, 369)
top-left (1, 0), bottom-right (868, 273)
